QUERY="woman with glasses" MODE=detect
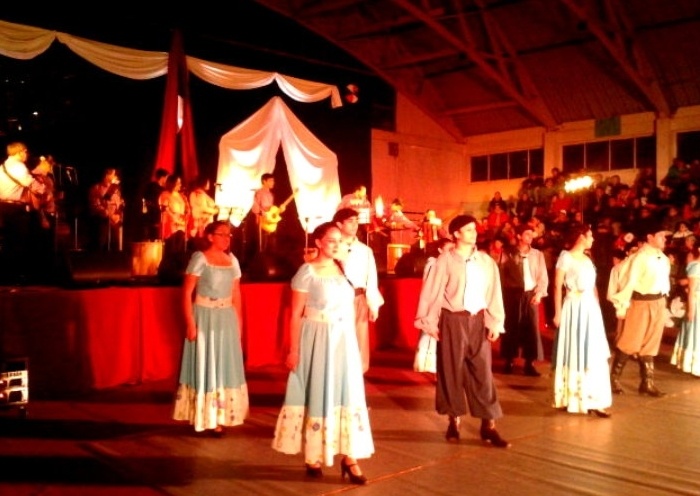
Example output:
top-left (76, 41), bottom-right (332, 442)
top-left (173, 220), bottom-right (249, 436)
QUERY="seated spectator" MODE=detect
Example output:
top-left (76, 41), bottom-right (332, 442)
top-left (682, 193), bottom-right (700, 223)
top-left (637, 180), bottom-right (661, 212)
top-left (672, 221), bottom-right (694, 247)
top-left (520, 173), bottom-right (543, 205)
top-left (632, 166), bottom-right (657, 196)
top-left (605, 174), bottom-right (623, 198)
top-left (661, 157), bottom-right (687, 189)
top-left (515, 191), bottom-right (535, 223)
top-left (549, 190), bottom-right (573, 221)
top-left (661, 205), bottom-right (684, 234)
top-left (486, 203), bottom-right (510, 233)
top-left (538, 178), bottom-right (558, 209)
top-left (488, 191), bottom-right (508, 212)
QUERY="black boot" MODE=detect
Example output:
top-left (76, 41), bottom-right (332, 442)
top-left (610, 349), bottom-right (630, 394)
top-left (638, 355), bottom-right (666, 397)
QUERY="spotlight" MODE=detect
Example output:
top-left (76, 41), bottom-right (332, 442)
top-left (344, 83), bottom-right (359, 104)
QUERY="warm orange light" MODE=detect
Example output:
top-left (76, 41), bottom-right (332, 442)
top-left (374, 195), bottom-right (384, 218)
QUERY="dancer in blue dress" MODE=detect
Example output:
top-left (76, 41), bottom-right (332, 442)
top-left (551, 223), bottom-right (612, 417)
top-left (671, 243), bottom-right (700, 376)
top-left (173, 220), bottom-right (249, 435)
top-left (272, 222), bottom-right (373, 484)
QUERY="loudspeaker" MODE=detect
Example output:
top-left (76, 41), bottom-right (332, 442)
top-left (63, 250), bottom-right (134, 286)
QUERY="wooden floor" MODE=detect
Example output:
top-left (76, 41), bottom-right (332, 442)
top-left (1, 336), bottom-right (699, 496)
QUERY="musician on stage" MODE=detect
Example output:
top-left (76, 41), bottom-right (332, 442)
top-left (141, 168), bottom-right (169, 241)
top-left (338, 185), bottom-right (371, 212)
top-left (385, 198), bottom-right (419, 245)
top-left (338, 185), bottom-right (373, 239)
top-left (87, 167), bottom-right (124, 252)
top-left (421, 208), bottom-right (447, 251)
top-left (157, 174), bottom-right (190, 283)
top-left (189, 175), bottom-right (219, 251)
top-left (250, 173), bottom-right (280, 254)
top-left (0, 142), bottom-right (45, 282)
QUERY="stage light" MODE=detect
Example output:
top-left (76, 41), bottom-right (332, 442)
top-left (344, 83), bottom-right (359, 104)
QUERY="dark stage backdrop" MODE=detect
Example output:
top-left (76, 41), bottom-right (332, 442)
top-left (0, 36), bottom-right (373, 250)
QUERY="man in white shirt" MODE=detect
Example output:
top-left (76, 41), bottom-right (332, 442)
top-left (0, 142), bottom-right (44, 202)
top-left (0, 142), bottom-right (45, 283)
top-left (333, 208), bottom-right (384, 373)
top-left (609, 221), bottom-right (671, 397)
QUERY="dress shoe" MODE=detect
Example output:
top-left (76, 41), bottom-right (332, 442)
top-left (588, 409), bottom-right (612, 418)
top-left (445, 416), bottom-right (460, 442)
top-left (305, 463), bottom-right (323, 478)
top-left (340, 457), bottom-right (367, 485)
top-left (503, 361), bottom-right (514, 375)
top-left (523, 363), bottom-right (541, 377)
top-left (479, 427), bottom-right (511, 448)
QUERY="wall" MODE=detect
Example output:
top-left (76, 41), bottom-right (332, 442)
top-left (372, 99), bottom-right (700, 222)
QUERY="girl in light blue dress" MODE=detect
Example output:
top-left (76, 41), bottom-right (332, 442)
top-left (551, 223), bottom-right (612, 417)
top-left (273, 222), bottom-right (373, 484)
top-left (173, 221), bottom-right (249, 435)
top-left (671, 245), bottom-right (700, 376)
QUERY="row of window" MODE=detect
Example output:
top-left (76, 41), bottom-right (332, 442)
top-left (470, 136), bottom-right (657, 183)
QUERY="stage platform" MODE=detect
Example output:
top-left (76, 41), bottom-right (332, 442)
top-left (0, 277), bottom-right (423, 398)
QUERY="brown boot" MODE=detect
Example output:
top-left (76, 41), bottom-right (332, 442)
top-left (638, 356), bottom-right (666, 397)
top-left (610, 349), bottom-right (630, 394)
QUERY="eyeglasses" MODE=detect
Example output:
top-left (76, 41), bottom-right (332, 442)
top-left (212, 232), bottom-right (231, 237)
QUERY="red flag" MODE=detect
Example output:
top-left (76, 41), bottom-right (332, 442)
top-left (153, 29), bottom-right (199, 185)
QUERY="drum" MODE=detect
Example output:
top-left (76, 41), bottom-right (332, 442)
top-left (387, 243), bottom-right (410, 274)
top-left (131, 241), bottom-right (163, 276)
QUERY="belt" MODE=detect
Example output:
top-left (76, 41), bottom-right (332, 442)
top-left (303, 307), bottom-right (346, 323)
top-left (631, 291), bottom-right (663, 301)
top-left (354, 287), bottom-right (367, 296)
top-left (442, 308), bottom-right (484, 317)
top-left (194, 295), bottom-right (232, 308)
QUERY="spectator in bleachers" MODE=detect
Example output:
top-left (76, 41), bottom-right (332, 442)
top-left (488, 191), bottom-right (508, 212)
top-left (661, 205), bottom-right (684, 234)
top-left (549, 190), bottom-right (573, 221)
top-left (515, 191), bottom-right (535, 223)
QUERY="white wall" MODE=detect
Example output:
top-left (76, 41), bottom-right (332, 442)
top-left (371, 97), bottom-right (700, 223)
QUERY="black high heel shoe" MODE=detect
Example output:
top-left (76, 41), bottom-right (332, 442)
top-left (588, 409), bottom-right (612, 418)
top-left (340, 457), bottom-right (367, 485)
top-left (305, 463), bottom-right (323, 478)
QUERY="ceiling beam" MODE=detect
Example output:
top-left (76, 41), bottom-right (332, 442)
top-left (559, 0), bottom-right (672, 117)
top-left (442, 100), bottom-right (518, 116)
top-left (388, 0), bottom-right (558, 129)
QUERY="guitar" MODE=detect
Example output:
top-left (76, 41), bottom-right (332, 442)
top-left (260, 188), bottom-right (299, 233)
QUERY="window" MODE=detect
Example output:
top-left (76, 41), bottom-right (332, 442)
top-left (470, 148), bottom-right (544, 183)
top-left (562, 136), bottom-right (656, 174)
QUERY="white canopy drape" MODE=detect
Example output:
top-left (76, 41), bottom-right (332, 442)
top-left (0, 19), bottom-right (342, 106)
top-left (216, 97), bottom-right (340, 233)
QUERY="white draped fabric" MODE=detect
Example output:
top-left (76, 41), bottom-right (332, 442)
top-left (0, 19), bottom-right (342, 106)
top-left (216, 97), bottom-right (341, 233)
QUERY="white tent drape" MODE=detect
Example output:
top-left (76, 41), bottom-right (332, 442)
top-left (0, 19), bottom-right (342, 106)
top-left (216, 97), bottom-right (341, 233)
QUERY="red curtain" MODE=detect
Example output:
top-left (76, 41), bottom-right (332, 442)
top-left (153, 29), bottom-right (199, 185)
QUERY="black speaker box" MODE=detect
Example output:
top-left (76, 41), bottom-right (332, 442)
top-left (63, 250), bottom-right (134, 286)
